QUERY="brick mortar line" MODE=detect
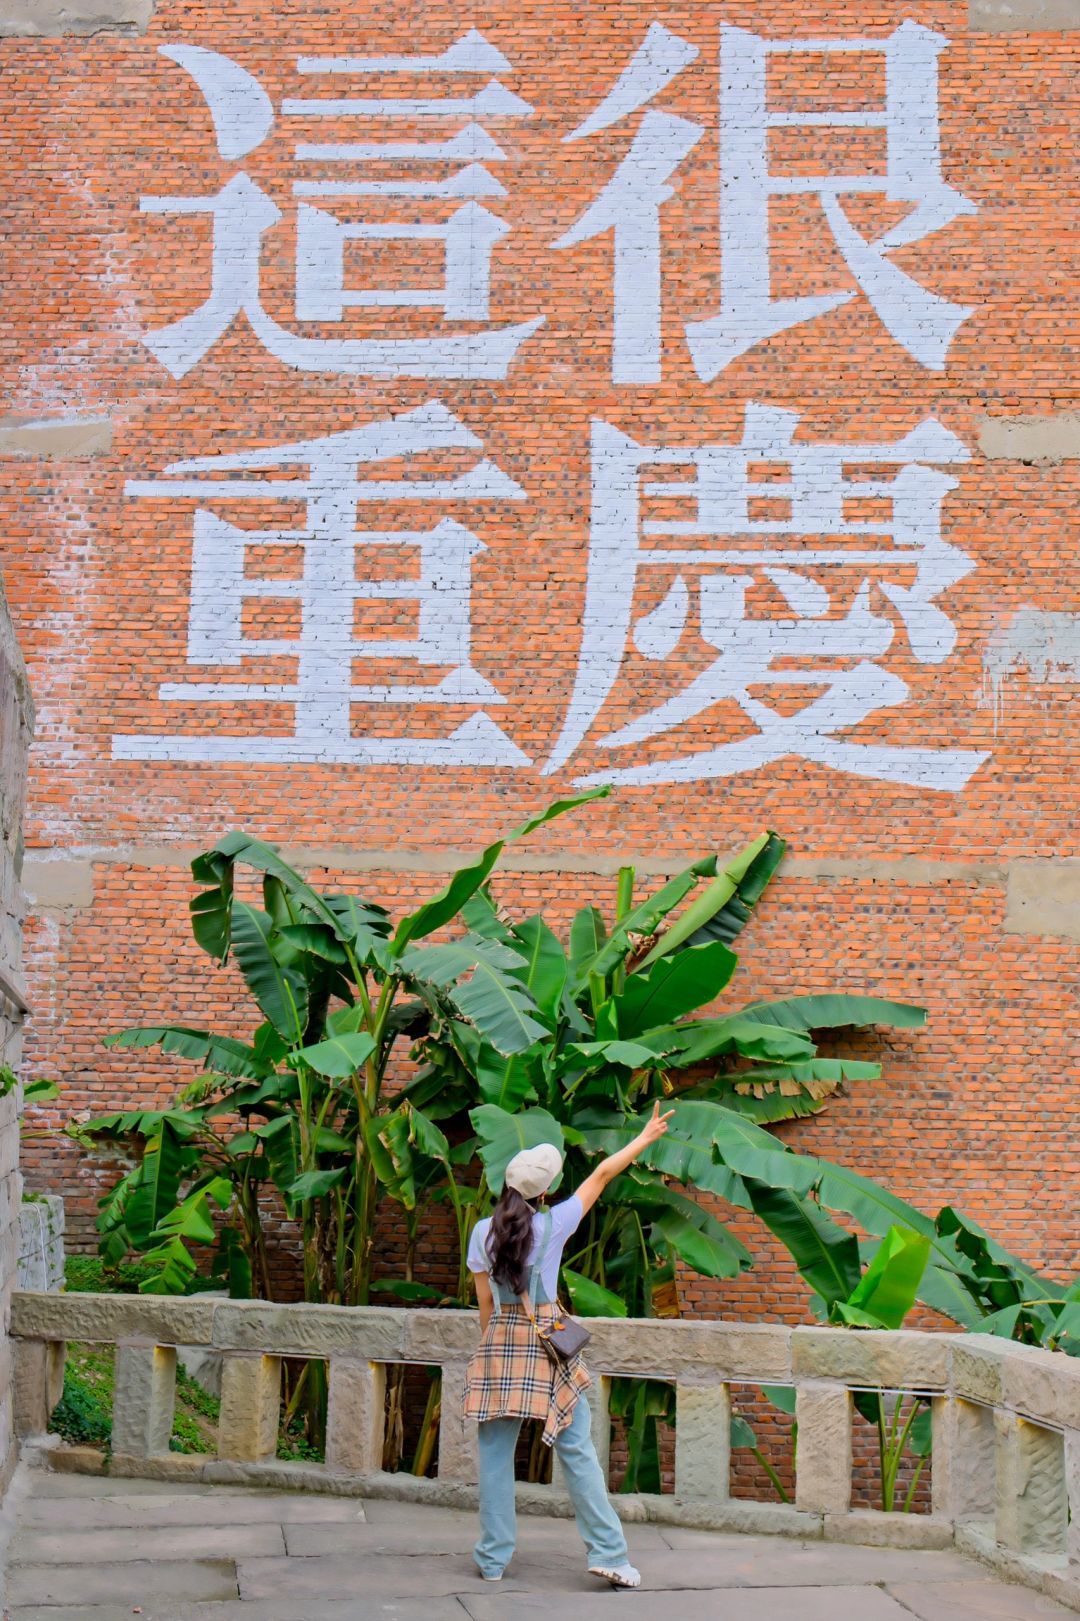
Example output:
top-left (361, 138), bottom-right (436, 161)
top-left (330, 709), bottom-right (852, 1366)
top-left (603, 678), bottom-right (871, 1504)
top-left (22, 846), bottom-right (1016, 888)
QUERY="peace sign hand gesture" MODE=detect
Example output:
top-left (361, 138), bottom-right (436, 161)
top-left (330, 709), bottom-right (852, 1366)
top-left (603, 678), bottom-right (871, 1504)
top-left (637, 1100), bottom-right (675, 1148)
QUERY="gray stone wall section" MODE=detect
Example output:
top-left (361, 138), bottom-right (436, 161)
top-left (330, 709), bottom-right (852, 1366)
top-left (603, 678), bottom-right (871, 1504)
top-left (969, 0), bottom-right (1080, 30)
top-left (0, 0), bottom-right (153, 37)
top-left (0, 576), bottom-right (33, 1499)
top-left (17, 1194), bottom-right (64, 1293)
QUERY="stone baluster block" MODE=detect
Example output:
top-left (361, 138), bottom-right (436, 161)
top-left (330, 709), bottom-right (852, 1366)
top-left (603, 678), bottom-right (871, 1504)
top-left (111, 1342), bottom-right (176, 1458)
top-left (795, 1382), bottom-right (852, 1514)
top-left (438, 1361), bottom-right (478, 1483)
top-left (1066, 1429), bottom-right (1080, 1567)
top-left (932, 1395), bottom-right (996, 1524)
top-left (13, 1338), bottom-right (66, 1436)
top-left (325, 1358), bottom-right (386, 1475)
top-left (994, 1409), bottom-right (1068, 1557)
top-left (217, 1352), bottom-right (282, 1463)
top-left (675, 1377), bottom-right (730, 1501)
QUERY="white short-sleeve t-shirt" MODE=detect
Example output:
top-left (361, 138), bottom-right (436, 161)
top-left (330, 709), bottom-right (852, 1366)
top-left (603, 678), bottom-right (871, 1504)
top-left (467, 1195), bottom-right (584, 1300)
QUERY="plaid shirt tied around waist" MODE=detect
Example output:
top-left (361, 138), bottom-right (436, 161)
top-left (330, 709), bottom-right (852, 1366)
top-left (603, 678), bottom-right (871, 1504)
top-left (463, 1302), bottom-right (591, 1446)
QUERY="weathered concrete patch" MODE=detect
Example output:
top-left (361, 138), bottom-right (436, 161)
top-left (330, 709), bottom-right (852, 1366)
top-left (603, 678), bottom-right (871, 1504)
top-left (0, 1), bottom-right (152, 37)
top-left (0, 416), bottom-right (112, 459)
top-left (978, 409), bottom-right (1080, 461)
top-left (21, 860), bottom-right (94, 912)
top-left (1005, 861), bottom-right (1080, 940)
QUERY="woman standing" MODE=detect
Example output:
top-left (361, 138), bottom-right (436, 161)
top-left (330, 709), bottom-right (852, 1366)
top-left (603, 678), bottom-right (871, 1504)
top-left (464, 1101), bottom-right (674, 1587)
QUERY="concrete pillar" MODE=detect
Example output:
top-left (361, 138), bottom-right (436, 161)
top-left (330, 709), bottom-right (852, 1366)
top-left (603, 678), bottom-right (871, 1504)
top-left (437, 1361), bottom-right (478, 1484)
top-left (674, 1377), bottom-right (730, 1501)
top-left (1065, 1429), bottom-right (1080, 1567)
top-left (111, 1342), bottom-right (176, 1458)
top-left (217, 1353), bottom-right (281, 1463)
top-left (553, 1374), bottom-right (612, 1493)
top-left (932, 1396), bottom-right (996, 1524)
top-left (795, 1382), bottom-right (851, 1514)
top-left (995, 1409), bottom-right (1068, 1557)
top-left (325, 1358), bottom-right (386, 1475)
top-left (13, 1338), bottom-right (65, 1437)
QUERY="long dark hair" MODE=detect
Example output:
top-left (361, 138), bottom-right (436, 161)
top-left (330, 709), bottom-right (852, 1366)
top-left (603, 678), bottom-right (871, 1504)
top-left (486, 1186), bottom-right (537, 1294)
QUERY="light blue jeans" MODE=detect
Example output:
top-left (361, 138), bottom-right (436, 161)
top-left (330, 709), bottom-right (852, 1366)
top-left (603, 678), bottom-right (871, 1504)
top-left (475, 1393), bottom-right (629, 1578)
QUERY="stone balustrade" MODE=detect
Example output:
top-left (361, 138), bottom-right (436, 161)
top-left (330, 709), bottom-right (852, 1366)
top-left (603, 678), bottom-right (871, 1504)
top-left (10, 1290), bottom-right (1080, 1612)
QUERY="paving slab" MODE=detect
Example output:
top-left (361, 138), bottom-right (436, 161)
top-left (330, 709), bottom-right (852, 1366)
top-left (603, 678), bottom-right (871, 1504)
top-left (238, 1550), bottom-right (529, 1600)
top-left (10, 1602), bottom-right (469, 1621)
top-left (884, 1581), bottom-right (1080, 1619)
top-left (17, 1490), bottom-right (368, 1530)
top-left (283, 1514), bottom-right (670, 1558)
top-left (461, 1585), bottom-right (915, 1620)
top-left (6, 1558), bottom-right (239, 1607)
top-left (11, 1522), bottom-right (286, 1564)
top-left (23, 1473), bottom-right (219, 1499)
top-left (650, 1530), bottom-right (981, 1585)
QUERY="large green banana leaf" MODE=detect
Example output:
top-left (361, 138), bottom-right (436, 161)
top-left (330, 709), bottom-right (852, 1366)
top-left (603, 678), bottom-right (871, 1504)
top-left (610, 941), bottom-right (738, 1035)
top-left (190, 832), bottom-right (345, 951)
top-left (451, 962), bottom-right (548, 1056)
top-left (665, 1016), bottom-right (815, 1067)
top-left (638, 831), bottom-right (786, 965)
top-left (102, 1026), bottom-right (269, 1079)
top-left (573, 858), bottom-right (718, 986)
top-left (453, 1025), bottom-right (540, 1110)
top-left (470, 1104), bottom-right (564, 1192)
top-left (611, 1170), bottom-right (753, 1277)
top-left (568, 906), bottom-right (607, 978)
top-left (562, 1269), bottom-right (628, 1316)
top-left (575, 1107), bottom-right (749, 1207)
top-left (835, 1226), bottom-right (930, 1328)
top-left (121, 1119), bottom-right (195, 1248)
top-left (739, 994), bottom-right (927, 1032)
top-left (292, 1031), bottom-right (376, 1078)
top-left (742, 1179), bottom-right (861, 1308)
top-left (230, 902), bottom-right (308, 1043)
top-left (509, 916), bottom-right (568, 1024)
top-left (390, 789), bottom-right (609, 955)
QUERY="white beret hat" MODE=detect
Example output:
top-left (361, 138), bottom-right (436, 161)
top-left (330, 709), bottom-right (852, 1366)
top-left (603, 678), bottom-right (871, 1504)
top-left (504, 1143), bottom-right (563, 1200)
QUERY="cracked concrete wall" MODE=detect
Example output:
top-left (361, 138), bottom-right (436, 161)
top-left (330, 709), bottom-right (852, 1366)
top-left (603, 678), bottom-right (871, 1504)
top-left (0, 0), bottom-right (153, 36)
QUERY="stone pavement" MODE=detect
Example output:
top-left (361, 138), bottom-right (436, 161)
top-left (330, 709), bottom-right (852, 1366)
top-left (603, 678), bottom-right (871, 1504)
top-left (1, 1470), bottom-right (1076, 1621)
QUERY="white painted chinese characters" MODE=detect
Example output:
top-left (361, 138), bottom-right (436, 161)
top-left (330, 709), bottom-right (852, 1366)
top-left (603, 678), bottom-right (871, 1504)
top-left (123, 24), bottom-right (984, 793)
top-left (141, 32), bottom-right (542, 379)
top-left (557, 21), bottom-right (976, 381)
top-left (113, 403), bottom-right (530, 765)
top-left (545, 406), bottom-right (988, 791)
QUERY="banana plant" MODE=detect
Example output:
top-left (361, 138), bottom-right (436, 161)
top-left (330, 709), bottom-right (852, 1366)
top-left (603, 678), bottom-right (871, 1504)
top-left (92, 790), bottom-right (611, 1306)
top-left (402, 828), bottom-right (926, 1321)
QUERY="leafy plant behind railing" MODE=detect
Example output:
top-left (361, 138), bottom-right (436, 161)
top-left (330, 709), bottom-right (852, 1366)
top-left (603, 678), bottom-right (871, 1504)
top-left (59, 789), bottom-right (1079, 1469)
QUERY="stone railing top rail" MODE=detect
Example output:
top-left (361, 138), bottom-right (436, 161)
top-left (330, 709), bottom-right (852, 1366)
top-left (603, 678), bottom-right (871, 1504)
top-left (11, 1290), bottom-right (1080, 1433)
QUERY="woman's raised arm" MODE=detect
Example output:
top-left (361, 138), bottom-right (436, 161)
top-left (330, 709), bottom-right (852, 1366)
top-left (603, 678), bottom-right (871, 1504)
top-left (574, 1101), bottom-right (674, 1217)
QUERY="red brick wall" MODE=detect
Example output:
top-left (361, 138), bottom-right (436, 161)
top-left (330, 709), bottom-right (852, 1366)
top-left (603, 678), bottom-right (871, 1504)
top-left (2, 0), bottom-right (1078, 1321)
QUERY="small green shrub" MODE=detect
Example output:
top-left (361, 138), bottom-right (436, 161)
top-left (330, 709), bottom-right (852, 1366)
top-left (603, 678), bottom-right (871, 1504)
top-left (51, 1352), bottom-right (113, 1449)
top-left (175, 1364), bottom-right (220, 1422)
top-left (65, 1256), bottom-right (158, 1295)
